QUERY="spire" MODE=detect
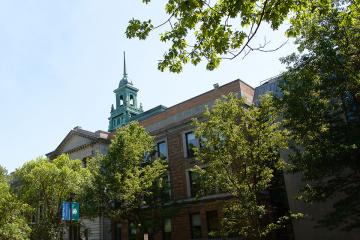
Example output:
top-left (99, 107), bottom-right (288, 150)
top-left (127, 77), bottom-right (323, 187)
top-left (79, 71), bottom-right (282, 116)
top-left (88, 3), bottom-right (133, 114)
top-left (118, 51), bottom-right (132, 87)
top-left (123, 51), bottom-right (127, 79)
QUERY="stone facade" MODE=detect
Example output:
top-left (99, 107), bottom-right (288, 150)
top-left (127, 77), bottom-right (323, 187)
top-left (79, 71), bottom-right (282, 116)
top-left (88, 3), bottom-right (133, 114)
top-left (46, 127), bottom-right (112, 240)
top-left (254, 77), bottom-right (360, 240)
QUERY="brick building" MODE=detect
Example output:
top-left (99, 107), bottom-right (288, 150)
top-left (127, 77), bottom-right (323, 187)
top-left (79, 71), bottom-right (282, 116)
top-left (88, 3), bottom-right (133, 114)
top-left (48, 54), bottom-right (256, 240)
top-left (121, 79), bottom-right (255, 240)
top-left (47, 55), bottom-right (360, 240)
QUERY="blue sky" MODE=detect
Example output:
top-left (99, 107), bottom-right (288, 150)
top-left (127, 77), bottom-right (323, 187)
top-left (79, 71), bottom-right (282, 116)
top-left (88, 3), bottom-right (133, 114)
top-left (0, 0), bottom-right (297, 172)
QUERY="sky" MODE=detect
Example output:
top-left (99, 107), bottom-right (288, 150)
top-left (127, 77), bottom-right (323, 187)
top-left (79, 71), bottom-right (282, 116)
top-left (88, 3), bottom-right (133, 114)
top-left (0, 0), bottom-right (297, 172)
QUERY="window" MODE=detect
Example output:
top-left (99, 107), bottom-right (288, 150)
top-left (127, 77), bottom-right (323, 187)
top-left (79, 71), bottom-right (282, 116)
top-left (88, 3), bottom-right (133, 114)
top-left (142, 220), bottom-right (154, 240)
top-left (163, 218), bottom-right (172, 240)
top-left (31, 214), bottom-right (36, 223)
top-left (189, 171), bottom-right (201, 198)
top-left (190, 213), bottom-right (202, 239)
top-left (185, 131), bottom-right (199, 158)
top-left (206, 211), bottom-right (220, 238)
top-left (119, 95), bottom-right (124, 106)
top-left (157, 141), bottom-right (168, 160)
top-left (130, 95), bottom-right (134, 106)
top-left (162, 172), bottom-right (171, 201)
top-left (129, 223), bottom-right (136, 240)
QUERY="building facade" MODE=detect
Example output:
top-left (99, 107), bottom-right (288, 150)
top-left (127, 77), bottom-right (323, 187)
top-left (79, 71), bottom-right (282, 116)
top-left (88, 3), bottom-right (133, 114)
top-left (46, 127), bottom-right (112, 240)
top-left (47, 56), bottom-right (360, 240)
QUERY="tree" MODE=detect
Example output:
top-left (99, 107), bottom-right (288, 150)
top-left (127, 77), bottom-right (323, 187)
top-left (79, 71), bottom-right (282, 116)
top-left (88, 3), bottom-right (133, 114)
top-left (0, 166), bottom-right (31, 240)
top-left (12, 155), bottom-right (92, 240)
top-left (193, 94), bottom-right (301, 239)
top-left (126, 0), bottom-right (351, 72)
top-left (97, 122), bottom-right (169, 236)
top-left (279, 3), bottom-right (360, 231)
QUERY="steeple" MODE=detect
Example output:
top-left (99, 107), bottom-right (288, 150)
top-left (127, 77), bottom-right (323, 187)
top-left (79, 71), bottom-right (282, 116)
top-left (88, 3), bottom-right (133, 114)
top-left (123, 51), bottom-right (127, 79)
top-left (119, 51), bottom-right (131, 86)
top-left (108, 52), bottom-right (143, 132)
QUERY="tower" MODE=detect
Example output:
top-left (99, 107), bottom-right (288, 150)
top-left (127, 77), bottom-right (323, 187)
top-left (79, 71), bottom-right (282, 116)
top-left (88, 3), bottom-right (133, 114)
top-left (108, 52), bottom-right (143, 132)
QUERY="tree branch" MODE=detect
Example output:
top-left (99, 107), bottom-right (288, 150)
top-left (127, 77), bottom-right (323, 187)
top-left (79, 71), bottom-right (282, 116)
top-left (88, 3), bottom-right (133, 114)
top-left (222, 0), bottom-right (269, 60)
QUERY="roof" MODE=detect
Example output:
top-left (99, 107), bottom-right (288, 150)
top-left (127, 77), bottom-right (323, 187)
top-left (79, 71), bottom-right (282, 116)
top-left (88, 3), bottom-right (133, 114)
top-left (46, 126), bottom-right (111, 159)
top-left (139, 79), bottom-right (255, 132)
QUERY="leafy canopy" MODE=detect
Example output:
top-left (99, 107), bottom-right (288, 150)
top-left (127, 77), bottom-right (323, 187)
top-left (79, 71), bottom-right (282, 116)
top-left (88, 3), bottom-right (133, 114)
top-left (0, 166), bottom-right (31, 240)
top-left (194, 94), bottom-right (301, 239)
top-left (279, 2), bottom-right (360, 231)
top-left (126, 0), bottom-right (349, 72)
top-left (12, 155), bottom-right (92, 240)
top-left (97, 122), bottom-right (168, 230)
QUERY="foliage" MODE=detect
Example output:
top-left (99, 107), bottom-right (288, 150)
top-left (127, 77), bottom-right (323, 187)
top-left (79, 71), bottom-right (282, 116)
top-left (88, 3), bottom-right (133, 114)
top-left (0, 166), bottom-right (31, 240)
top-left (78, 154), bottom-right (108, 218)
top-left (194, 94), bottom-right (302, 239)
top-left (279, 3), bottom-right (360, 231)
top-left (126, 0), bottom-right (351, 72)
top-left (12, 155), bottom-right (92, 240)
top-left (96, 122), bottom-right (169, 233)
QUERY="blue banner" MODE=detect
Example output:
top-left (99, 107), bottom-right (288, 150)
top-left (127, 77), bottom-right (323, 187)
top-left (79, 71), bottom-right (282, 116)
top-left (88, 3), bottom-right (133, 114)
top-left (62, 202), bottom-right (71, 221)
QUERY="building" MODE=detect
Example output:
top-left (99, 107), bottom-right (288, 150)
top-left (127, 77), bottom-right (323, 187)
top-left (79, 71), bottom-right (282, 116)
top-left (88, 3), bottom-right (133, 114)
top-left (47, 55), bottom-right (359, 240)
top-left (46, 127), bottom-right (112, 240)
top-left (254, 77), bottom-right (360, 240)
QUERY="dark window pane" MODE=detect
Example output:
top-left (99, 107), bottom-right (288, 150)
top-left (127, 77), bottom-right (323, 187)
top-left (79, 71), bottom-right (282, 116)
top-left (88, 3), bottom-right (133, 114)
top-left (129, 223), bottom-right (136, 240)
top-left (162, 173), bottom-right (171, 201)
top-left (190, 213), bottom-right (202, 239)
top-left (163, 218), bottom-right (172, 240)
top-left (185, 132), bottom-right (198, 158)
top-left (206, 211), bottom-right (220, 238)
top-left (115, 223), bottom-right (122, 240)
top-left (189, 171), bottom-right (200, 198)
top-left (157, 141), bottom-right (167, 160)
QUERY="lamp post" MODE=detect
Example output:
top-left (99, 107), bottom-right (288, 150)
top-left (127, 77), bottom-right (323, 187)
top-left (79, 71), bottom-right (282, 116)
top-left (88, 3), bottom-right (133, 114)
top-left (69, 192), bottom-right (78, 240)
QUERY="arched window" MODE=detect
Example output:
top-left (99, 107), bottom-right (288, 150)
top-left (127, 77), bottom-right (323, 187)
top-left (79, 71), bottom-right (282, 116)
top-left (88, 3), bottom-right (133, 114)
top-left (119, 95), bottom-right (124, 106)
top-left (130, 95), bottom-right (134, 106)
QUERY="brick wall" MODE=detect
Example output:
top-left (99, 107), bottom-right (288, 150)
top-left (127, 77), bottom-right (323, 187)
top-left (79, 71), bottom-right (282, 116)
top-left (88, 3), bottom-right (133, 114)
top-left (119, 79), bottom-right (255, 240)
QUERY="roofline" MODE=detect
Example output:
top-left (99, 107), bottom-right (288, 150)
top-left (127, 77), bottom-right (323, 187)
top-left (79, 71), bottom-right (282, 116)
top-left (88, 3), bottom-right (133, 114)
top-left (46, 128), bottom-right (111, 159)
top-left (259, 74), bottom-right (283, 85)
top-left (154, 79), bottom-right (253, 113)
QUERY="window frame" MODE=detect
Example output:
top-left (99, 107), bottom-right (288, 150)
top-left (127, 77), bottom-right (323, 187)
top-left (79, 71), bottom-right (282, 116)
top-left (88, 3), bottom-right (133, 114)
top-left (128, 222), bottom-right (137, 240)
top-left (183, 131), bottom-right (199, 158)
top-left (190, 213), bottom-right (202, 239)
top-left (156, 139), bottom-right (168, 160)
top-left (186, 169), bottom-right (202, 198)
top-left (206, 210), bottom-right (220, 238)
top-left (163, 218), bottom-right (172, 240)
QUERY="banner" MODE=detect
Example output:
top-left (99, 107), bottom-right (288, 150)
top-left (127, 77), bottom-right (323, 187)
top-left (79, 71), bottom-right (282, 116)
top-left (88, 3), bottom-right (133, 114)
top-left (62, 201), bottom-right (80, 221)
top-left (62, 202), bottom-right (71, 221)
top-left (71, 202), bottom-right (80, 221)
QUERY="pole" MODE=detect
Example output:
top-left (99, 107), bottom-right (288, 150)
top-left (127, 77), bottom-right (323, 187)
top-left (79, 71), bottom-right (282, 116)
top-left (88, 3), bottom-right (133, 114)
top-left (69, 194), bottom-right (73, 240)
